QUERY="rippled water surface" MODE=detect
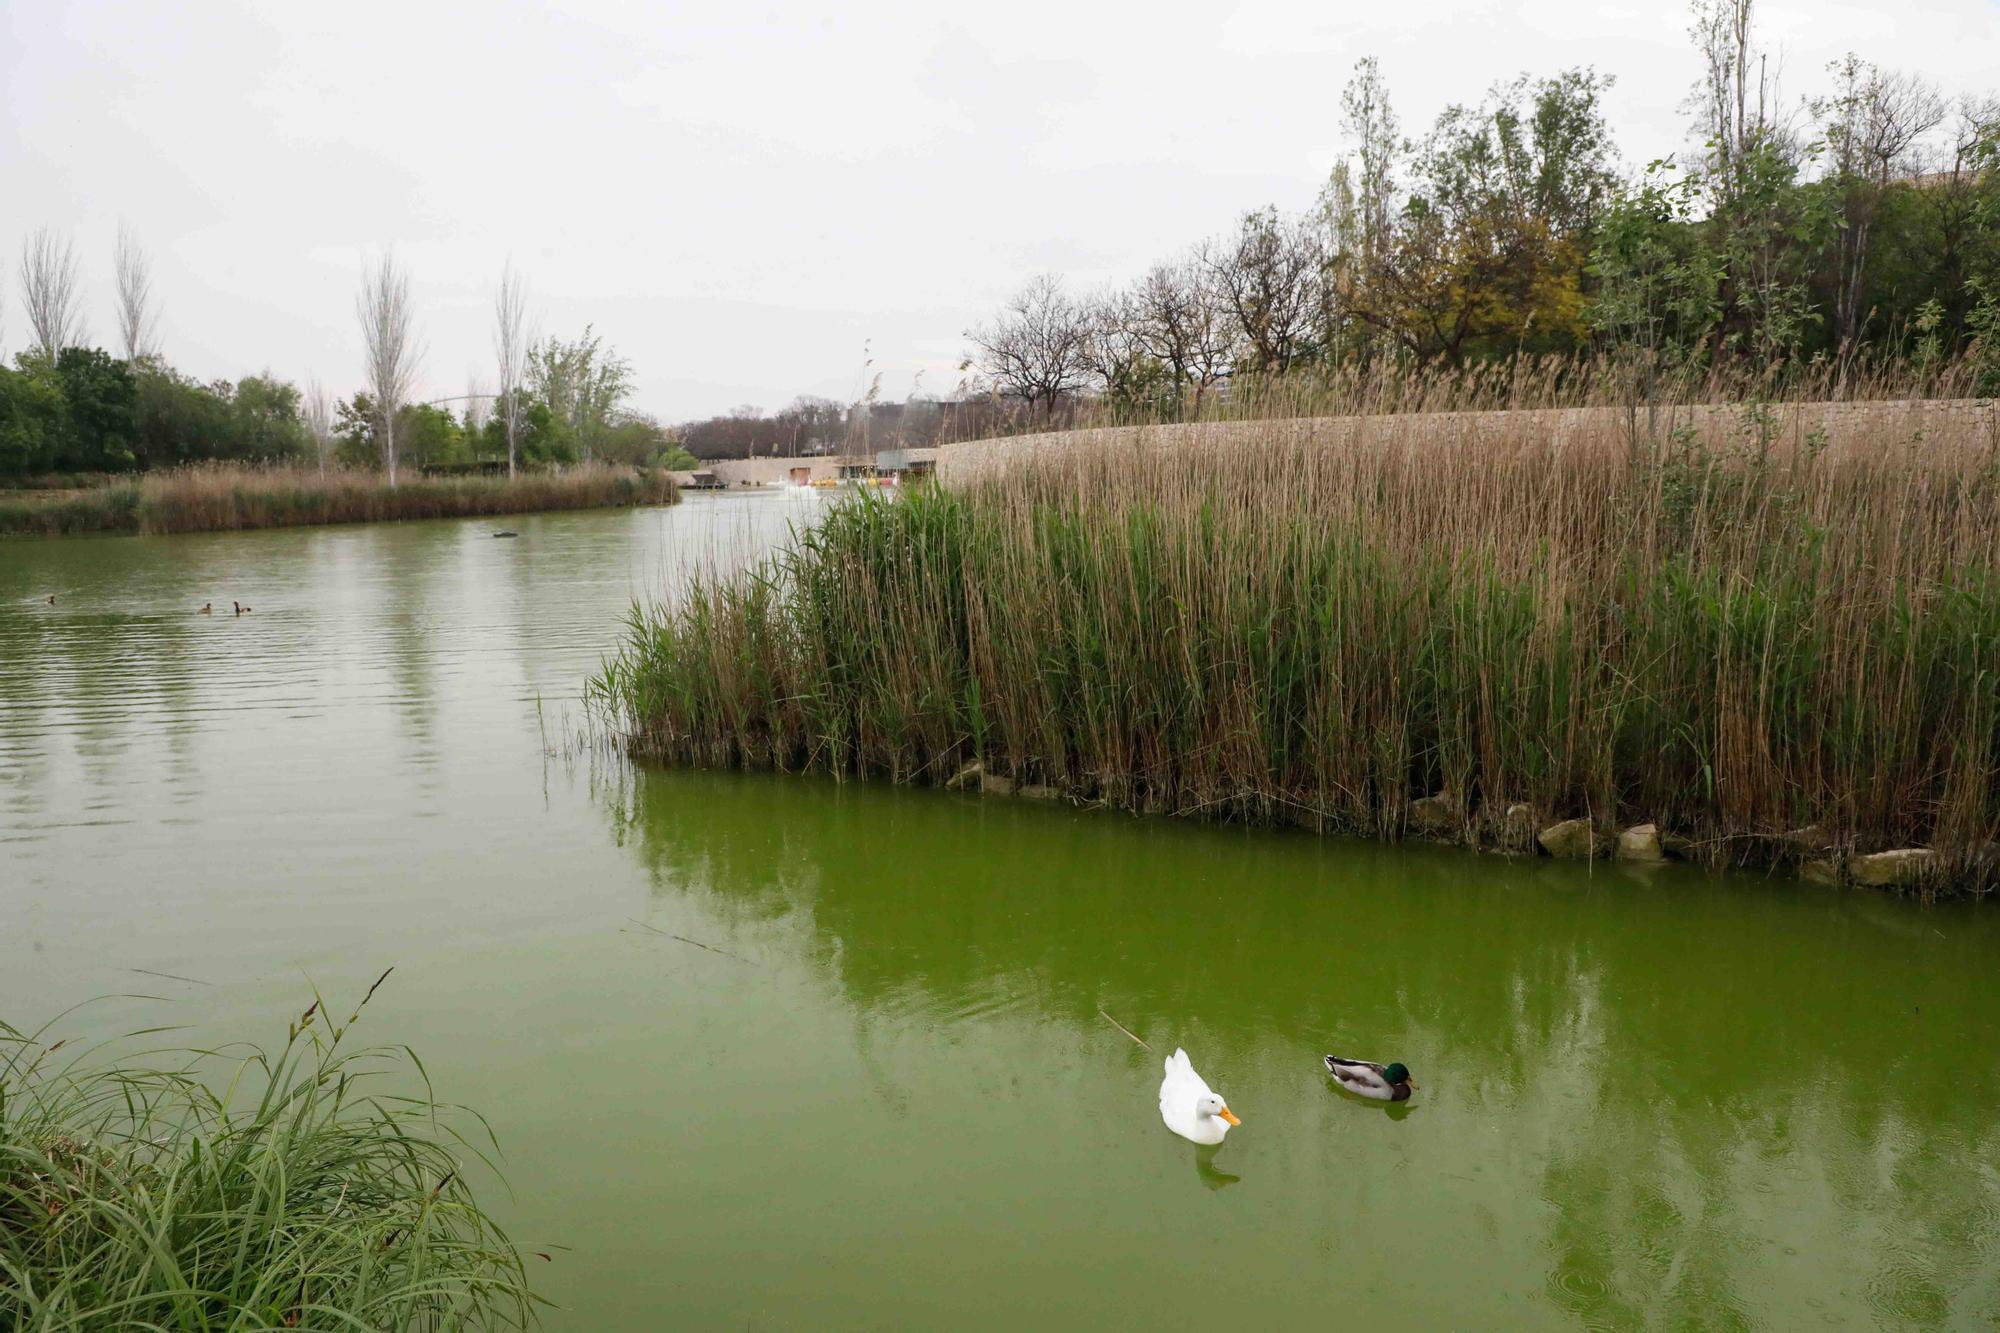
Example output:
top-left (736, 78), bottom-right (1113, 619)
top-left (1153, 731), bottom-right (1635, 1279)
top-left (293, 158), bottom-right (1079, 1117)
top-left (4, 496), bottom-right (1999, 1330)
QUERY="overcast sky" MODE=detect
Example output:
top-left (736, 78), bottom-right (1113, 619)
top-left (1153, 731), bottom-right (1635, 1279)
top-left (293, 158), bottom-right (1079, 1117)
top-left (4, 1), bottom-right (1997, 421)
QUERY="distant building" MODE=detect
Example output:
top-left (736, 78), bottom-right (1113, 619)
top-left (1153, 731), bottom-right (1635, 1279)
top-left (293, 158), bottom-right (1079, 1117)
top-left (875, 448), bottom-right (936, 483)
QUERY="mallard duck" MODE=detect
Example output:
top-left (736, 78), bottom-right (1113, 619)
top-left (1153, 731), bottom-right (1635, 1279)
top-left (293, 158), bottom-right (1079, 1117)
top-left (1324, 1055), bottom-right (1416, 1101)
top-left (1159, 1048), bottom-right (1240, 1144)
top-left (198, 602), bottom-right (212, 614)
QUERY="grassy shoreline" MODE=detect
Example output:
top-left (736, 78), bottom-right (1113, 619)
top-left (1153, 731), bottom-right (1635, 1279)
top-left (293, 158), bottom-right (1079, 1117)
top-left (595, 402), bottom-right (2000, 897)
top-left (0, 995), bottom-right (535, 1330)
top-left (0, 464), bottom-right (679, 538)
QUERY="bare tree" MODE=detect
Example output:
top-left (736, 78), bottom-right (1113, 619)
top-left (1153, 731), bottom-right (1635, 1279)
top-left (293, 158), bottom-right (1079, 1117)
top-left (1687, 0), bottom-right (1800, 206)
top-left (19, 227), bottom-right (88, 362)
top-left (304, 379), bottom-right (334, 475)
top-left (966, 274), bottom-right (1092, 421)
top-left (773, 394), bottom-right (846, 454)
top-left (114, 223), bottom-right (160, 363)
top-left (1132, 257), bottom-right (1234, 412)
top-left (1078, 286), bottom-right (1149, 400)
top-left (464, 374), bottom-right (492, 437)
top-left (493, 263), bottom-right (529, 477)
top-left (1816, 57), bottom-right (1946, 360)
top-left (1209, 208), bottom-right (1323, 374)
top-left (1686, 0), bottom-right (1817, 361)
top-left (355, 252), bottom-right (423, 485)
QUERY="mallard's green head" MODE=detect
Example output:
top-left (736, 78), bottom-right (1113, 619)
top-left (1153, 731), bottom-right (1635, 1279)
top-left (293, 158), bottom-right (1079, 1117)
top-left (1384, 1062), bottom-right (1411, 1085)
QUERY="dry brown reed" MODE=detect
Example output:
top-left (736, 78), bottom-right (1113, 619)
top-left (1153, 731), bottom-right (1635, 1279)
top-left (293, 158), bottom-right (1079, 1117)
top-left (0, 463), bottom-right (678, 537)
top-left (935, 348), bottom-right (1995, 443)
top-left (597, 398), bottom-right (2000, 895)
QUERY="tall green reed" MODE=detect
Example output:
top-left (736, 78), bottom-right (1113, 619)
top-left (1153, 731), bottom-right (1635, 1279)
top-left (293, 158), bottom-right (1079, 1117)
top-left (594, 400), bottom-right (2000, 894)
top-left (0, 984), bottom-right (537, 1331)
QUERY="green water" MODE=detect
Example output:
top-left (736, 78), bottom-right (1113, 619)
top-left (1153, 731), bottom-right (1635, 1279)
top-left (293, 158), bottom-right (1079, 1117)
top-left (4, 500), bottom-right (1999, 1330)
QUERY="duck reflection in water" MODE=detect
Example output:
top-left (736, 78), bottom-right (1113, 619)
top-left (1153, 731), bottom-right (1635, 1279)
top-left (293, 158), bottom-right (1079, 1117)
top-left (1195, 1145), bottom-right (1241, 1191)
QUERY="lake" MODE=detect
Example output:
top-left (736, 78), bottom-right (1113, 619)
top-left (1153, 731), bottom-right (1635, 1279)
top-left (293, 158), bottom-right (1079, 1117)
top-left (4, 495), bottom-right (1999, 1330)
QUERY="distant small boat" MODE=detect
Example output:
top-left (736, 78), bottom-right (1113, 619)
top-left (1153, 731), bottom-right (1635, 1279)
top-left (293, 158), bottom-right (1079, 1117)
top-left (493, 531), bottom-right (519, 538)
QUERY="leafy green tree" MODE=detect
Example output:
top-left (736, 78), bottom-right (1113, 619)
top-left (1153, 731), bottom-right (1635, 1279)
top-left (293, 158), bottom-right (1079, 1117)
top-left (1967, 279), bottom-right (2000, 394)
top-left (527, 327), bottom-right (633, 461)
top-left (1812, 57), bottom-right (1946, 361)
top-left (1334, 66), bottom-right (1617, 362)
top-left (392, 403), bottom-right (466, 470)
top-left (1714, 140), bottom-right (1833, 363)
top-left (1589, 162), bottom-right (1724, 369)
top-left (229, 374), bottom-right (311, 460)
top-left (333, 392), bottom-right (378, 466)
top-left (332, 394), bottom-right (466, 470)
top-left (137, 367), bottom-right (308, 468)
top-left (52, 348), bottom-right (140, 471)
top-left (592, 413), bottom-right (671, 466)
top-left (479, 391), bottom-right (564, 466)
top-left (136, 368), bottom-right (229, 468)
top-left (0, 363), bottom-right (66, 475)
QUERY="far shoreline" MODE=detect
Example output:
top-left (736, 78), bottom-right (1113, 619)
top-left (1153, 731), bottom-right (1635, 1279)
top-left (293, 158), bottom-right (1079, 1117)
top-left (0, 463), bottom-right (680, 538)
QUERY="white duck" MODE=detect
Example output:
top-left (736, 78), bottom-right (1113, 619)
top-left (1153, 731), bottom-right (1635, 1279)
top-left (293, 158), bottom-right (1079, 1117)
top-left (1158, 1048), bottom-right (1240, 1145)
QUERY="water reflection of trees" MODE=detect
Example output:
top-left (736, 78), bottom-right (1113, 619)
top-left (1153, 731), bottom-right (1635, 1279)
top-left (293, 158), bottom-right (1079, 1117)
top-left (604, 764), bottom-right (2000, 1326)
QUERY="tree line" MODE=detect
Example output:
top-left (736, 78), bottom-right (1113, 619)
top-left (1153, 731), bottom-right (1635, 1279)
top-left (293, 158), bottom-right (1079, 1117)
top-left (673, 395), bottom-right (1029, 460)
top-left (0, 240), bottom-right (694, 479)
top-left (966, 0), bottom-right (2000, 421)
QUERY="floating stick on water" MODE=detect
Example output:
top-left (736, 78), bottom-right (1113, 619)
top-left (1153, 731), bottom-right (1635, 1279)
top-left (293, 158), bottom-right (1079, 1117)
top-left (626, 918), bottom-right (754, 964)
top-left (1104, 1008), bottom-right (1152, 1048)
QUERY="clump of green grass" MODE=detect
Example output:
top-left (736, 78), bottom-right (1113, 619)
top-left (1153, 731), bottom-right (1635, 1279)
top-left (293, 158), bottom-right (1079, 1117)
top-left (0, 984), bottom-right (537, 1331)
top-left (594, 399), bottom-right (2000, 895)
top-left (0, 463), bottom-right (679, 538)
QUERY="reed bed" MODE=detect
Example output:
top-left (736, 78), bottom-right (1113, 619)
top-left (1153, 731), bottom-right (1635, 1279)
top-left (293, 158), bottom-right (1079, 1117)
top-left (0, 464), bottom-right (678, 537)
top-left (596, 399), bottom-right (2000, 895)
top-left (943, 348), bottom-right (1997, 442)
top-left (0, 992), bottom-right (536, 1331)
top-left (1175, 349), bottom-right (1996, 421)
